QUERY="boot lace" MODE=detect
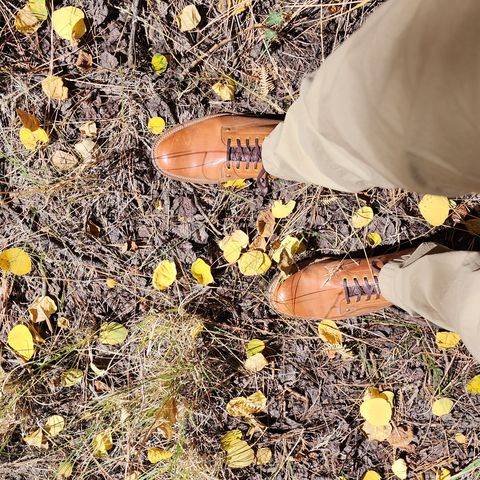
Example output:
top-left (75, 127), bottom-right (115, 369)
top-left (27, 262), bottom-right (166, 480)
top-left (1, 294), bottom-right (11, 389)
top-left (343, 259), bottom-right (383, 304)
top-left (226, 138), bottom-right (268, 187)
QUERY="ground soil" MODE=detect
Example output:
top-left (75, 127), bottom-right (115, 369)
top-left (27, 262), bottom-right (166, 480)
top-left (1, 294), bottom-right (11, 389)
top-left (1, 0), bottom-right (480, 479)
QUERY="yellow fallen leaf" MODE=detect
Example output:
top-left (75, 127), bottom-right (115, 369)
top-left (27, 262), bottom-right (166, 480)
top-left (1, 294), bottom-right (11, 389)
top-left (79, 121), bottom-right (97, 137)
top-left (226, 440), bottom-right (255, 469)
top-left (151, 53), bottom-right (168, 74)
top-left (318, 319), bottom-right (343, 345)
top-left (99, 322), bottom-right (128, 345)
top-left (272, 236), bottom-right (301, 263)
top-left (52, 150), bottom-right (79, 171)
top-left (90, 363), bottom-right (106, 376)
top-left (226, 391), bottom-right (267, 417)
top-left (454, 432), bottom-right (468, 444)
top-left (45, 415), bottom-right (65, 437)
top-left (61, 368), bottom-right (83, 387)
top-left (106, 278), bottom-right (117, 289)
top-left (466, 374), bottom-right (480, 394)
top-left (220, 430), bottom-right (243, 451)
top-left (391, 459), bottom-right (408, 480)
top-left (212, 81), bottom-right (236, 101)
top-left (361, 421), bottom-right (392, 442)
top-left (23, 428), bottom-right (48, 449)
top-left (92, 430), bottom-right (113, 458)
top-left (238, 250), bottom-right (271, 276)
top-left (15, 0), bottom-right (48, 33)
top-left (244, 353), bottom-right (268, 373)
top-left (125, 472), bottom-right (139, 480)
top-left (152, 260), bottom-right (177, 290)
top-left (435, 331), bottom-right (461, 349)
top-left (382, 390), bottom-right (395, 406)
top-left (0, 248), bottom-right (32, 275)
top-left (418, 194), bottom-right (450, 227)
top-left (176, 5), bottom-right (201, 32)
top-left (147, 448), bottom-right (173, 463)
top-left (218, 0), bottom-right (252, 15)
top-left (191, 322), bottom-right (204, 339)
top-left (432, 398), bottom-right (454, 417)
top-left (360, 397), bottom-right (392, 427)
top-left (256, 447), bottom-right (272, 465)
top-left (57, 317), bottom-right (70, 329)
top-left (219, 230), bottom-right (249, 263)
top-left (246, 339), bottom-right (265, 357)
top-left (191, 258), bottom-right (214, 285)
top-left (362, 471), bottom-right (382, 480)
top-left (436, 468), bottom-right (451, 480)
top-left (223, 179), bottom-right (247, 189)
top-left (7, 324), bottom-right (35, 360)
top-left (148, 116), bottom-right (166, 135)
top-left (41, 75), bottom-right (68, 100)
top-left (271, 200), bottom-right (296, 219)
top-left (366, 232), bottom-right (382, 247)
top-left (52, 6), bottom-right (86, 42)
top-left (352, 206), bottom-right (374, 229)
top-left (28, 296), bottom-right (57, 323)
top-left (57, 461), bottom-right (73, 478)
top-left (20, 126), bottom-right (49, 151)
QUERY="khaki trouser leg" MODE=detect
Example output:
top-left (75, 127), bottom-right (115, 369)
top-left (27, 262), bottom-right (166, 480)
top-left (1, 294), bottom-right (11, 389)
top-left (263, 0), bottom-right (480, 195)
top-left (379, 243), bottom-right (480, 361)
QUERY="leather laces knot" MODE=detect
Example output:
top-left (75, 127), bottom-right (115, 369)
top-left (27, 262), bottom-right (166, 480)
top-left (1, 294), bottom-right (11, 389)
top-left (226, 138), bottom-right (268, 188)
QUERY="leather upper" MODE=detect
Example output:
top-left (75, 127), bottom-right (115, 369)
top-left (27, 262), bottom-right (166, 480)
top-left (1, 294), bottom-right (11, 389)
top-left (152, 115), bottom-right (281, 184)
top-left (269, 250), bottom-right (414, 320)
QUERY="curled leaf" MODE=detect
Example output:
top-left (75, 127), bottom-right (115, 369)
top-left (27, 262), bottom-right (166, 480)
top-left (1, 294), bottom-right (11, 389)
top-left (366, 232), bottom-right (382, 247)
top-left (191, 258), bottom-right (214, 286)
top-left (15, 0), bottom-right (48, 33)
top-left (212, 81), bottom-right (236, 101)
top-left (147, 448), bottom-right (173, 463)
top-left (226, 391), bottom-right (267, 417)
top-left (23, 428), bottom-right (48, 449)
top-left (28, 296), bottom-right (57, 323)
top-left (256, 210), bottom-right (275, 238)
top-left (272, 236), bottom-right (301, 263)
top-left (318, 320), bottom-right (343, 345)
top-left (152, 53), bottom-right (168, 74)
top-left (92, 430), bottom-right (113, 458)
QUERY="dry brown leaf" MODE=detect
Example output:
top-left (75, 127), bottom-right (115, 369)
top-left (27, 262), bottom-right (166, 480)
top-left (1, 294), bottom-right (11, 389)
top-left (154, 398), bottom-right (177, 439)
top-left (226, 391), bottom-right (267, 417)
top-left (74, 139), bottom-right (99, 162)
top-left (51, 150), bottom-right (79, 171)
top-left (79, 121), bottom-right (97, 137)
top-left (386, 425), bottom-right (414, 449)
top-left (76, 50), bottom-right (93, 72)
top-left (28, 296), bottom-right (57, 323)
top-left (256, 447), bottom-right (272, 465)
top-left (362, 421), bottom-right (392, 442)
top-left (249, 235), bottom-right (267, 251)
top-left (256, 210), bottom-right (275, 238)
top-left (244, 353), bottom-right (268, 373)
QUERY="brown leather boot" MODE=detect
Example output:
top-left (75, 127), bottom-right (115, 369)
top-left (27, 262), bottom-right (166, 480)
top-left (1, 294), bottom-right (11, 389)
top-left (269, 249), bottom-right (414, 320)
top-left (152, 114), bottom-right (280, 184)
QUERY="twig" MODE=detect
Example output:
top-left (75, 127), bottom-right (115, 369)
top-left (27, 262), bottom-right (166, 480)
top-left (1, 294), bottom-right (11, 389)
top-left (127, 0), bottom-right (142, 68)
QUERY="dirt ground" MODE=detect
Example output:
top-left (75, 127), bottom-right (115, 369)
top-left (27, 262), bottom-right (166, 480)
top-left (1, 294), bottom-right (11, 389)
top-left (1, 0), bottom-right (480, 479)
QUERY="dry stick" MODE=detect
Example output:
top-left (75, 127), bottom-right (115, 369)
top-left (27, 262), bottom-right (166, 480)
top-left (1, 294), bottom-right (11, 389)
top-left (127, 0), bottom-right (142, 68)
